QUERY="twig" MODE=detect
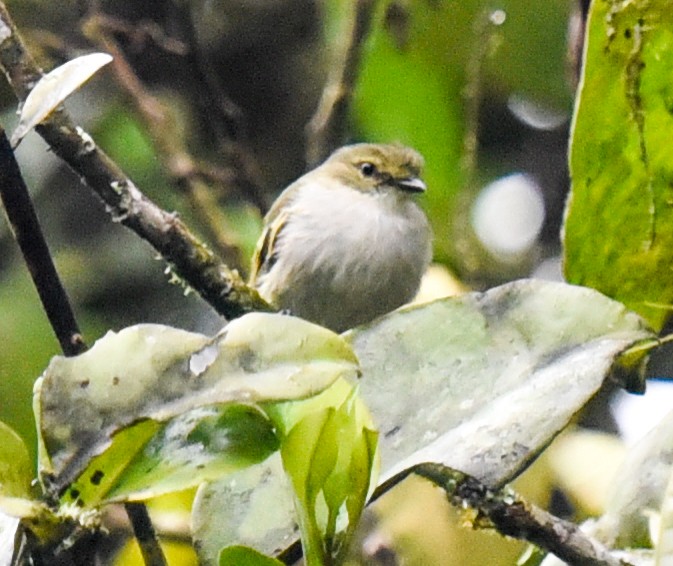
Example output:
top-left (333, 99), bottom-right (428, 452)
top-left (177, 5), bottom-right (270, 214)
top-left (82, 12), bottom-right (245, 267)
top-left (0, 129), bottom-right (85, 356)
top-left (413, 464), bottom-right (632, 566)
top-left (305, 0), bottom-right (378, 167)
top-left (0, 0), bottom-right (272, 320)
top-left (125, 502), bottom-right (168, 566)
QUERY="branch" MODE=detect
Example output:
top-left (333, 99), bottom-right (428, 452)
top-left (0, 1), bottom-right (272, 320)
top-left (413, 464), bottom-right (632, 566)
top-left (0, 128), bottom-right (85, 356)
top-left (82, 11), bottom-right (245, 268)
top-left (305, 0), bottom-right (378, 166)
top-left (125, 502), bottom-right (167, 566)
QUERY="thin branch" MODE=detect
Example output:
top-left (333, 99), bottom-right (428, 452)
top-left (413, 464), bottom-right (632, 566)
top-left (0, 128), bottom-right (85, 356)
top-left (82, 12), bottom-right (245, 267)
top-left (0, 1), bottom-right (272, 320)
top-left (125, 502), bottom-right (168, 566)
top-left (305, 0), bottom-right (378, 167)
top-left (177, 5), bottom-right (270, 214)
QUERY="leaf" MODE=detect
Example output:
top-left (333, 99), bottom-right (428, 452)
top-left (193, 378), bottom-right (375, 565)
top-left (655, 465), bottom-right (673, 565)
top-left (564, 1), bottom-right (673, 331)
top-left (0, 421), bottom-right (32, 500)
top-left (192, 454), bottom-right (297, 566)
top-left (0, 421), bottom-right (42, 519)
top-left (60, 404), bottom-right (279, 507)
top-left (11, 52), bottom-right (112, 147)
top-left (591, 409), bottom-right (673, 549)
top-left (192, 279), bottom-right (652, 563)
top-left (278, 391), bottom-right (377, 566)
top-left (350, 279), bottom-right (652, 490)
top-left (218, 545), bottom-right (284, 566)
top-left (35, 314), bottom-right (358, 494)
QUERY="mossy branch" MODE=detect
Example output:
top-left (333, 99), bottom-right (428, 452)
top-left (0, 1), bottom-right (272, 321)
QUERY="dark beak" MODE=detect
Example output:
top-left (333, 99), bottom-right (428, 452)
top-left (396, 176), bottom-right (426, 193)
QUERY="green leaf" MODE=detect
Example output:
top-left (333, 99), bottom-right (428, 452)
top-left (0, 421), bottom-right (42, 520)
top-left (218, 545), bottom-right (284, 566)
top-left (60, 404), bottom-right (278, 507)
top-left (274, 382), bottom-right (378, 565)
top-left (192, 280), bottom-right (652, 564)
top-left (193, 378), bottom-right (377, 565)
top-left (0, 421), bottom-right (32, 500)
top-left (564, 1), bottom-right (673, 331)
top-left (35, 314), bottom-right (358, 495)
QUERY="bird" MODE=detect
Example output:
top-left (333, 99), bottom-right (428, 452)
top-left (249, 143), bottom-right (432, 333)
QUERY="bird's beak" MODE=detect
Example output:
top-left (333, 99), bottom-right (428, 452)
top-left (396, 176), bottom-right (426, 193)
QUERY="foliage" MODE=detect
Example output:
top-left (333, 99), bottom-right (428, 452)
top-left (2, 1), bottom-right (673, 566)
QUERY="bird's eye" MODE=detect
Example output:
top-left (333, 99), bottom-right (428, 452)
top-left (359, 162), bottom-right (377, 177)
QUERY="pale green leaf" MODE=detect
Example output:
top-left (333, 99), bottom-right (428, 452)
top-left (192, 280), bottom-right (652, 564)
top-left (11, 52), bottom-right (112, 147)
top-left (35, 314), bottom-right (357, 494)
top-left (655, 464), bottom-right (673, 566)
top-left (591, 409), bottom-right (673, 549)
top-left (350, 279), bottom-right (652, 489)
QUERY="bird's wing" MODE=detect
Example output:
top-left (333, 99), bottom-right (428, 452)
top-left (249, 201), bottom-right (292, 285)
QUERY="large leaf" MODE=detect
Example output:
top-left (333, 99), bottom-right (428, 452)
top-left (351, 279), bottom-right (651, 489)
top-left (35, 314), bottom-right (358, 494)
top-left (564, 1), bottom-right (673, 331)
top-left (192, 280), bottom-right (652, 563)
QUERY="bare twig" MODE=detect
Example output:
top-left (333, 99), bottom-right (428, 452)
top-left (305, 0), bottom-right (378, 167)
top-left (281, 463), bottom-right (632, 566)
top-left (177, 6), bottom-right (270, 213)
top-left (0, 1), bottom-right (272, 320)
top-left (125, 503), bottom-right (168, 566)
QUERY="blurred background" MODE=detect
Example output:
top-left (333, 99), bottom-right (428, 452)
top-left (3, 1), bottom-right (655, 564)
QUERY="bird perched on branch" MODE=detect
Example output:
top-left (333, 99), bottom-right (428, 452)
top-left (250, 143), bottom-right (432, 333)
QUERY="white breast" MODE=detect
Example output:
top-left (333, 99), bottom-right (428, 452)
top-left (257, 180), bottom-right (431, 332)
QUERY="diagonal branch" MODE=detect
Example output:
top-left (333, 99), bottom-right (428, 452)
top-left (0, 128), bottom-right (85, 356)
top-left (412, 464), bottom-right (633, 566)
top-left (305, 0), bottom-right (378, 167)
top-left (82, 11), bottom-right (246, 267)
top-left (0, 1), bottom-right (271, 320)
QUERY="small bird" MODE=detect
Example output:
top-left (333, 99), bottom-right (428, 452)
top-left (250, 143), bottom-right (432, 333)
